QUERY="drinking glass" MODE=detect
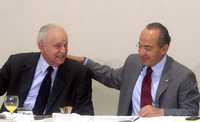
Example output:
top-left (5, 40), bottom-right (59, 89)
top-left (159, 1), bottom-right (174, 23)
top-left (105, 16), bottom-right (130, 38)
top-left (58, 106), bottom-right (73, 122)
top-left (4, 95), bottom-right (19, 121)
top-left (59, 106), bottom-right (72, 114)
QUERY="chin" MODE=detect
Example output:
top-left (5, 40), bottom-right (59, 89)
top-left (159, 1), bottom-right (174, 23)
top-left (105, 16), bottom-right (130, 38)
top-left (141, 60), bottom-right (147, 65)
top-left (142, 62), bottom-right (151, 67)
top-left (54, 61), bottom-right (65, 66)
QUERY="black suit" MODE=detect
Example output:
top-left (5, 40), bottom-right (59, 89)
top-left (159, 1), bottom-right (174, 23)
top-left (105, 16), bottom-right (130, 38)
top-left (0, 52), bottom-right (94, 115)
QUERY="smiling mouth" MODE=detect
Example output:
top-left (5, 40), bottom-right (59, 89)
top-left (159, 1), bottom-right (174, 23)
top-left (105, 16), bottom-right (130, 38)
top-left (57, 53), bottom-right (66, 59)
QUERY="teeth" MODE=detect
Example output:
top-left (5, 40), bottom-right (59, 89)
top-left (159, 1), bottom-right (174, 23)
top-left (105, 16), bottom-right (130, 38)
top-left (57, 54), bottom-right (66, 59)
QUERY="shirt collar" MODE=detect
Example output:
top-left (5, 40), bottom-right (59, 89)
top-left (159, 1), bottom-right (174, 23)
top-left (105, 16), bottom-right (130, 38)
top-left (151, 55), bottom-right (167, 76)
top-left (38, 55), bottom-right (58, 74)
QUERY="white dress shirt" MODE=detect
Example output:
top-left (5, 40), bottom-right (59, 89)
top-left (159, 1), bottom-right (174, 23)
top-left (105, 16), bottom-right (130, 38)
top-left (23, 55), bottom-right (58, 110)
top-left (132, 55), bottom-right (167, 115)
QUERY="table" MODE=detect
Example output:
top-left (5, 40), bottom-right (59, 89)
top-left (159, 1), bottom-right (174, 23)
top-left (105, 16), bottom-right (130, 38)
top-left (0, 112), bottom-right (195, 122)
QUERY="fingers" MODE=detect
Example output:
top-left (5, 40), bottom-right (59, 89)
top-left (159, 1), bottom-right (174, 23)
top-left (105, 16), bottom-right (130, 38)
top-left (67, 55), bottom-right (85, 63)
top-left (138, 105), bottom-right (164, 117)
top-left (139, 105), bottom-right (152, 117)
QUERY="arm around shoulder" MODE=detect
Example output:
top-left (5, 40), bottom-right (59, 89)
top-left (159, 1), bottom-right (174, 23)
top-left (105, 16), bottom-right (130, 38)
top-left (0, 55), bottom-right (13, 96)
top-left (85, 58), bottom-right (124, 90)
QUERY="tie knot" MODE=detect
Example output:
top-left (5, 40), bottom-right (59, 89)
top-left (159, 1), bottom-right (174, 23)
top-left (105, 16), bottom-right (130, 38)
top-left (47, 66), bottom-right (54, 73)
top-left (147, 67), bottom-right (153, 74)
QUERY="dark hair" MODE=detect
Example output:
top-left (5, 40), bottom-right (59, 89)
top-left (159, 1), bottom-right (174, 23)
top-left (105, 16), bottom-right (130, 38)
top-left (146, 22), bottom-right (171, 47)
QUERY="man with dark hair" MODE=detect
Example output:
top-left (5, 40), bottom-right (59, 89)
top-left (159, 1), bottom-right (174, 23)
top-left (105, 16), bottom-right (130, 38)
top-left (69, 22), bottom-right (200, 117)
top-left (0, 24), bottom-right (94, 115)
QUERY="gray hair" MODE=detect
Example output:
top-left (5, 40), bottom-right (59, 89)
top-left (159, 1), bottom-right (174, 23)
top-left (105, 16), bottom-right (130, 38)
top-left (146, 22), bottom-right (171, 47)
top-left (37, 24), bottom-right (67, 43)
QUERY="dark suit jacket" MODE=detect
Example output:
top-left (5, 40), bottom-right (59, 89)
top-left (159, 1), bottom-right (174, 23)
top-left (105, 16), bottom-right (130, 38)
top-left (86, 54), bottom-right (200, 116)
top-left (0, 52), bottom-right (94, 115)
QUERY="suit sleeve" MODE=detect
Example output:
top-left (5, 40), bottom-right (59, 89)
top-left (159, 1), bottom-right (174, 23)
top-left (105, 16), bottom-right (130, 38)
top-left (73, 68), bottom-right (94, 115)
top-left (0, 55), bottom-right (12, 96)
top-left (164, 71), bottom-right (200, 116)
top-left (85, 59), bottom-right (124, 90)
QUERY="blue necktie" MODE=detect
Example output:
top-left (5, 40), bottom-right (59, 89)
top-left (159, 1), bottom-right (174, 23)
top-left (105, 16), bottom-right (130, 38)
top-left (33, 66), bottom-right (53, 115)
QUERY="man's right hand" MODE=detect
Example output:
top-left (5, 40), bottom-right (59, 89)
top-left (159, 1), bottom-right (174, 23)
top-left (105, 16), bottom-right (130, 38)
top-left (139, 105), bottom-right (164, 117)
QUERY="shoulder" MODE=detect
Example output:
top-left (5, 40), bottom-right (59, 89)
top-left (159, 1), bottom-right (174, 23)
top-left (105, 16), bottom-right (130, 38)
top-left (61, 59), bottom-right (92, 80)
top-left (127, 54), bottom-right (139, 60)
top-left (168, 56), bottom-right (193, 73)
top-left (125, 54), bottom-right (141, 65)
top-left (1, 52), bottom-right (40, 74)
top-left (63, 59), bottom-right (90, 73)
top-left (167, 56), bottom-right (195, 79)
top-left (8, 52), bottom-right (40, 61)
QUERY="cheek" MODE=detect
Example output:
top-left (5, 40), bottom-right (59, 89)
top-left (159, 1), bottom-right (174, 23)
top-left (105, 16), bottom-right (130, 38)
top-left (48, 49), bottom-right (59, 55)
top-left (150, 52), bottom-right (162, 62)
top-left (141, 53), bottom-right (155, 64)
top-left (44, 50), bottom-right (57, 59)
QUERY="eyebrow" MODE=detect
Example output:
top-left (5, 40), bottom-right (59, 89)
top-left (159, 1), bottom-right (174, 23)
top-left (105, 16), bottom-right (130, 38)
top-left (138, 43), bottom-right (153, 48)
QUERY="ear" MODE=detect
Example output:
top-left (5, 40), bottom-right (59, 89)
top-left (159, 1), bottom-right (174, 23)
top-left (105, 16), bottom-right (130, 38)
top-left (161, 44), bottom-right (169, 55)
top-left (38, 41), bottom-right (43, 50)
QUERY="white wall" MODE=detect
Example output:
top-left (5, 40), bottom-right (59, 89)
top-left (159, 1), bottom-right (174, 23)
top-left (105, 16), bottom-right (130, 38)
top-left (1, 0), bottom-right (200, 115)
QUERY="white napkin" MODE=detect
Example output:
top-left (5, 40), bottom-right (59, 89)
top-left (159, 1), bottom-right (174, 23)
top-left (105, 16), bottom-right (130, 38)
top-left (136, 116), bottom-right (186, 122)
top-left (52, 113), bottom-right (91, 122)
top-left (2, 112), bottom-right (34, 122)
top-left (52, 113), bottom-right (136, 122)
top-left (85, 116), bottom-right (135, 122)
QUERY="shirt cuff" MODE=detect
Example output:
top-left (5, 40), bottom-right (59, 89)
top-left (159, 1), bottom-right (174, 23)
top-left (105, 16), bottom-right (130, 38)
top-left (83, 57), bottom-right (88, 65)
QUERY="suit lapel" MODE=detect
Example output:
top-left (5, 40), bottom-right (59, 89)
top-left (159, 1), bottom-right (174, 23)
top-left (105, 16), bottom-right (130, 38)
top-left (18, 53), bottom-right (40, 106)
top-left (46, 61), bottom-right (71, 111)
top-left (127, 64), bottom-right (143, 115)
top-left (121, 58), bottom-right (143, 115)
top-left (155, 56), bottom-right (172, 106)
top-left (125, 56), bottom-right (144, 99)
top-left (127, 64), bottom-right (144, 100)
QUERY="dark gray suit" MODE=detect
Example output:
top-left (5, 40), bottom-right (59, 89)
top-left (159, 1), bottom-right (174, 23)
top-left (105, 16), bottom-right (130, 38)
top-left (86, 54), bottom-right (200, 116)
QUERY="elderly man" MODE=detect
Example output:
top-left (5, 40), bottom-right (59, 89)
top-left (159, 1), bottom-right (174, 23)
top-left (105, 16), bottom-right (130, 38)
top-left (69, 22), bottom-right (200, 117)
top-left (0, 24), bottom-right (94, 115)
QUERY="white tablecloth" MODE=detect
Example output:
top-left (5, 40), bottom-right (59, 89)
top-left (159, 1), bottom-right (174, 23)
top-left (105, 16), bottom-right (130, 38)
top-left (0, 112), bottom-right (192, 122)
